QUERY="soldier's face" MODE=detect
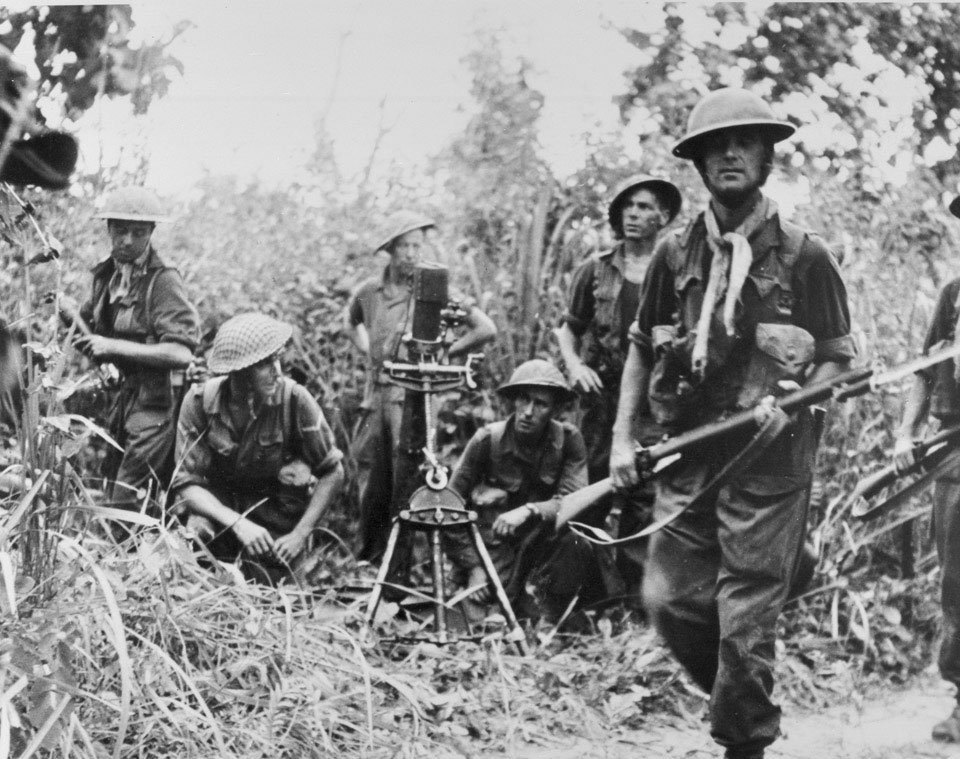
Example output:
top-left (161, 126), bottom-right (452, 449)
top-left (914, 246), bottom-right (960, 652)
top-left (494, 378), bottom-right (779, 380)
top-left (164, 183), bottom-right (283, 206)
top-left (243, 352), bottom-right (282, 400)
top-left (108, 220), bottom-right (154, 264)
top-left (513, 388), bottom-right (557, 439)
top-left (620, 188), bottom-right (667, 241)
top-left (390, 229), bottom-right (426, 276)
top-left (699, 127), bottom-right (767, 205)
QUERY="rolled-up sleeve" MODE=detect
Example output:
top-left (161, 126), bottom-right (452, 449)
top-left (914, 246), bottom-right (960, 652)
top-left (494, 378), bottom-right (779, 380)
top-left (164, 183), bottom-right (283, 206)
top-left (151, 269), bottom-right (200, 350)
top-left (560, 258), bottom-right (597, 336)
top-left (172, 385), bottom-right (211, 494)
top-left (793, 240), bottom-right (857, 364)
top-left (292, 385), bottom-right (343, 478)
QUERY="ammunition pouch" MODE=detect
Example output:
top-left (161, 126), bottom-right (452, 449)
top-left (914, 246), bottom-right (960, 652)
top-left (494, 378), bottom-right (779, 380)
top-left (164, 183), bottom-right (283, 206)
top-left (647, 325), bottom-right (693, 426)
top-left (736, 323), bottom-right (814, 409)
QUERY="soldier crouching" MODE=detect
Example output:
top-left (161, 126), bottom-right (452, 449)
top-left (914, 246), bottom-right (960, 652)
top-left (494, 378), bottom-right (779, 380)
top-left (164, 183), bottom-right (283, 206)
top-left (171, 313), bottom-right (344, 585)
top-left (445, 359), bottom-right (622, 625)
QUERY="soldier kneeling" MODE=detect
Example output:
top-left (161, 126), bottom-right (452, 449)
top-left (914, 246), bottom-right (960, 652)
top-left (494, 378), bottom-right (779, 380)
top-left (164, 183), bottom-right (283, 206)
top-left (446, 359), bottom-right (622, 625)
top-left (171, 313), bottom-right (344, 585)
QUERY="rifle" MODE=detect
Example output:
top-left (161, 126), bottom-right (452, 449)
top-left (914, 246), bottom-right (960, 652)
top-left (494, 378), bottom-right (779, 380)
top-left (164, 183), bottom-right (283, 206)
top-left (556, 342), bottom-right (960, 530)
top-left (849, 423), bottom-right (960, 521)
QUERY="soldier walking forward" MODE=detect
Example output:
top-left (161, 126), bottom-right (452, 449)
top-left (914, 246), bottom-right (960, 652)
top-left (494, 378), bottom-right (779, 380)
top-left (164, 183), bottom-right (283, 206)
top-left (555, 174), bottom-right (682, 608)
top-left (609, 88), bottom-right (856, 759)
top-left (77, 187), bottom-right (200, 513)
top-left (893, 195), bottom-right (960, 743)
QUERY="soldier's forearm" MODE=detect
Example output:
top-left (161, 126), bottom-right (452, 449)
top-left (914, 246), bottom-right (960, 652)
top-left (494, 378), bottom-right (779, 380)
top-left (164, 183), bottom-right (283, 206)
top-left (104, 338), bottom-right (193, 369)
top-left (177, 484), bottom-right (238, 529)
top-left (290, 463), bottom-right (344, 538)
top-left (612, 343), bottom-right (649, 443)
top-left (554, 323), bottom-right (582, 368)
top-left (896, 375), bottom-right (932, 440)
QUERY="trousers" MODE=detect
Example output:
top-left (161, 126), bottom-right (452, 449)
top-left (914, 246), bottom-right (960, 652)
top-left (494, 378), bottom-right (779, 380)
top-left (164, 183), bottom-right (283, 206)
top-left (103, 379), bottom-right (177, 512)
top-left (934, 469), bottom-right (960, 693)
top-left (643, 451), bottom-right (811, 756)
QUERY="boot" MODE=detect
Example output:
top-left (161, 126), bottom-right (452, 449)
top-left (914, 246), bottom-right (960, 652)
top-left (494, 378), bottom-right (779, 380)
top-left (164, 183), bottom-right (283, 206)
top-left (932, 704), bottom-right (960, 742)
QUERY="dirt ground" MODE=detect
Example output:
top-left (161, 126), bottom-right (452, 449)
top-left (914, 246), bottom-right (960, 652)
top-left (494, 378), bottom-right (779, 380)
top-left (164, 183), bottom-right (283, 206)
top-left (492, 670), bottom-right (959, 759)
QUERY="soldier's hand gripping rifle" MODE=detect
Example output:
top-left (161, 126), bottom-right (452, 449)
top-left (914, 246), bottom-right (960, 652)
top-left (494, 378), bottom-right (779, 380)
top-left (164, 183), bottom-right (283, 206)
top-left (556, 342), bottom-right (960, 534)
top-left (53, 295), bottom-right (120, 388)
top-left (848, 423), bottom-right (960, 521)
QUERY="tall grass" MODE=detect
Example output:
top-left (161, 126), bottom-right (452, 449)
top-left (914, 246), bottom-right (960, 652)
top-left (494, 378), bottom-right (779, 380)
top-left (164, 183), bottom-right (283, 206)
top-left (1, 165), bottom-right (958, 756)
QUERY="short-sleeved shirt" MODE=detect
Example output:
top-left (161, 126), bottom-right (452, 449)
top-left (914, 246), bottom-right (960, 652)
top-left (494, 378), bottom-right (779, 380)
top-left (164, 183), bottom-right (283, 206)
top-left (173, 376), bottom-right (343, 534)
top-left (347, 265), bottom-right (476, 405)
top-left (632, 208), bottom-right (856, 421)
top-left (81, 247), bottom-right (200, 375)
top-left (562, 243), bottom-right (645, 377)
top-left (347, 268), bottom-right (412, 379)
top-left (446, 416), bottom-right (587, 571)
top-left (919, 277), bottom-right (960, 421)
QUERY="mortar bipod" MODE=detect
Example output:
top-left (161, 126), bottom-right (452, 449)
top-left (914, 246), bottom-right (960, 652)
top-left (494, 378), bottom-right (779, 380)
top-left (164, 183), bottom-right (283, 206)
top-left (365, 484), bottom-right (529, 655)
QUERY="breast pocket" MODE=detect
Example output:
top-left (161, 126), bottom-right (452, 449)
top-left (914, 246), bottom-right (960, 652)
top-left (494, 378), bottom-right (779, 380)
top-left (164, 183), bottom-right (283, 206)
top-left (253, 425), bottom-right (285, 475)
top-left (748, 273), bottom-right (793, 319)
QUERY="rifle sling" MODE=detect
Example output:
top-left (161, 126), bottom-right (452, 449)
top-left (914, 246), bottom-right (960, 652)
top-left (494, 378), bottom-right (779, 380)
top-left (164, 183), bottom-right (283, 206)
top-left (852, 447), bottom-right (960, 522)
top-left (570, 406), bottom-right (792, 547)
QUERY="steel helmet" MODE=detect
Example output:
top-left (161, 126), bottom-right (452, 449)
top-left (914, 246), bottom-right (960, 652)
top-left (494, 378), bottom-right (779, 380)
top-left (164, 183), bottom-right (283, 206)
top-left (950, 196), bottom-right (960, 219)
top-left (608, 173), bottom-right (683, 230)
top-left (672, 87), bottom-right (796, 160)
top-left (207, 313), bottom-right (293, 375)
top-left (95, 186), bottom-right (173, 223)
top-left (496, 359), bottom-right (576, 402)
top-left (375, 210), bottom-right (436, 253)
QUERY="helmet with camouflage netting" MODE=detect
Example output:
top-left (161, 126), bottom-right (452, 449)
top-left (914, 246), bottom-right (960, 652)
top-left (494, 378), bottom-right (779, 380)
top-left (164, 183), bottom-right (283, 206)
top-left (207, 313), bottom-right (293, 374)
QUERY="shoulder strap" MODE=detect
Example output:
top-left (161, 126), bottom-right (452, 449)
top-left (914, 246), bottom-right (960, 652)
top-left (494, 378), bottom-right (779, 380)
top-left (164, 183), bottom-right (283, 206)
top-left (487, 420), bottom-right (508, 473)
top-left (281, 378), bottom-right (296, 451)
top-left (778, 219), bottom-right (808, 268)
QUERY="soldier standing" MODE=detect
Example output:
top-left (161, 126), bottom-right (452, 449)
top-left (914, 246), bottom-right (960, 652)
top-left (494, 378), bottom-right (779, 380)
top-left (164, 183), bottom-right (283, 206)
top-left (77, 187), bottom-right (200, 513)
top-left (345, 211), bottom-right (496, 564)
top-left (893, 195), bottom-right (960, 743)
top-left (610, 88), bottom-right (856, 759)
top-left (555, 174), bottom-right (681, 608)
